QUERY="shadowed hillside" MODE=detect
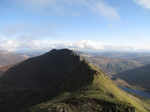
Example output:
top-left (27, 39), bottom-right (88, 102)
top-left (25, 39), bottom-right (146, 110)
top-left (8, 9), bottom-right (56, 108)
top-left (0, 49), bottom-right (149, 112)
top-left (114, 64), bottom-right (150, 93)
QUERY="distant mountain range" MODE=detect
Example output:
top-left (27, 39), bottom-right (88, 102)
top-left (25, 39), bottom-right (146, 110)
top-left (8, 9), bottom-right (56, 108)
top-left (82, 55), bottom-right (141, 76)
top-left (0, 49), bottom-right (148, 112)
top-left (90, 52), bottom-right (150, 59)
top-left (75, 51), bottom-right (150, 76)
top-left (0, 51), bottom-right (28, 67)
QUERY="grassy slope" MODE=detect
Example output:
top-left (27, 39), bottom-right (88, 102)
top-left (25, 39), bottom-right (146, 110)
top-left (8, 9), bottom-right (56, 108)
top-left (25, 63), bottom-right (148, 112)
top-left (93, 73), bottom-right (148, 112)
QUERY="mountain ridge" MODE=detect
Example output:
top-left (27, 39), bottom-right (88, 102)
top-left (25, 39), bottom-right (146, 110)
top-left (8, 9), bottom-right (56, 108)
top-left (0, 49), bottom-right (148, 112)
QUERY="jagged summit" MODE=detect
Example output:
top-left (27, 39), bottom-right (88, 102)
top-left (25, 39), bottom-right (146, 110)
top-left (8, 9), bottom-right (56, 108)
top-left (0, 49), bottom-right (94, 88)
top-left (43, 48), bottom-right (83, 61)
top-left (44, 48), bottom-right (73, 55)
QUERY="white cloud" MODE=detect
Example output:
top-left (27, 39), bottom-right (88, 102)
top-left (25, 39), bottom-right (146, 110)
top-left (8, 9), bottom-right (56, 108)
top-left (0, 39), bottom-right (19, 51)
top-left (16, 40), bottom-right (150, 52)
top-left (31, 40), bottom-right (105, 50)
top-left (12, 0), bottom-right (120, 19)
top-left (134, 0), bottom-right (150, 9)
top-left (1, 39), bottom-right (150, 52)
top-left (81, 0), bottom-right (120, 20)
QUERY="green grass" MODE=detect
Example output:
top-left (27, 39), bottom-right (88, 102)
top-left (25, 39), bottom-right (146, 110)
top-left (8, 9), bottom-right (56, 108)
top-left (25, 71), bottom-right (149, 112)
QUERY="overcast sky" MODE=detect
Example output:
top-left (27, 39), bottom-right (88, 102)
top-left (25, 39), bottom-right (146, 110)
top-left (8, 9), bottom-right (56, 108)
top-left (0, 0), bottom-right (150, 52)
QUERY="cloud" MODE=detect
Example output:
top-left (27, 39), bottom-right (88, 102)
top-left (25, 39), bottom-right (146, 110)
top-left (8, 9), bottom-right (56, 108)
top-left (134, 0), bottom-right (150, 9)
top-left (11, 0), bottom-right (120, 19)
top-left (81, 0), bottom-right (120, 20)
top-left (0, 39), bottom-right (19, 51)
top-left (5, 39), bottom-right (148, 52)
top-left (2, 39), bottom-right (149, 52)
top-left (2, 23), bottom-right (55, 42)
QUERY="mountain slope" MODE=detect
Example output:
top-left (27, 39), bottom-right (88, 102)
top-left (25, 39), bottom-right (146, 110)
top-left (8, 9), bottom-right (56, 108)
top-left (0, 49), bottom-right (148, 112)
top-left (132, 56), bottom-right (150, 65)
top-left (114, 64), bottom-right (150, 93)
top-left (0, 49), bottom-right (93, 89)
top-left (90, 52), bottom-right (150, 59)
top-left (0, 51), bottom-right (28, 67)
top-left (82, 55), bottom-right (141, 76)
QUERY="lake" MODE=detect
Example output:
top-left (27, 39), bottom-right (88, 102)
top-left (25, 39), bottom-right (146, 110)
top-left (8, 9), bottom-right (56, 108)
top-left (119, 86), bottom-right (150, 98)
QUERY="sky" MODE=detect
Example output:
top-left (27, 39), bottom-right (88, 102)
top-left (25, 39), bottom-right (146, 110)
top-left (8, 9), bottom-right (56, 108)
top-left (0, 0), bottom-right (150, 52)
